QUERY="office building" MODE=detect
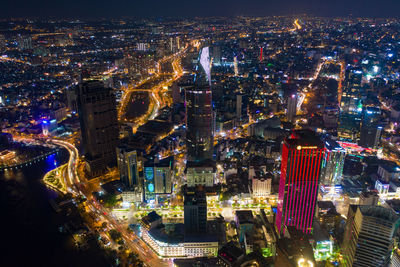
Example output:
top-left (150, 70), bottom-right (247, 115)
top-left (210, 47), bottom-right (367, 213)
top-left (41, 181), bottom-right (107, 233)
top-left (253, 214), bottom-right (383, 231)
top-left (154, 157), bottom-right (173, 194)
top-left (323, 107), bottom-right (339, 128)
top-left (17, 34), bottom-right (32, 50)
top-left (378, 161), bottom-right (400, 182)
top-left (143, 157), bottom-right (173, 200)
top-left (116, 146), bottom-right (140, 189)
top-left (76, 80), bottom-right (119, 177)
top-left (186, 47), bottom-right (213, 162)
top-left (287, 94), bottom-right (297, 123)
top-left (184, 186), bottom-right (207, 234)
top-left (342, 205), bottom-right (399, 267)
top-left (359, 106), bottom-right (382, 148)
top-left (236, 94), bottom-right (249, 124)
top-left (338, 69), bottom-right (363, 140)
top-left (276, 130), bottom-right (325, 234)
top-left (320, 137), bottom-right (346, 186)
top-left (211, 45), bottom-right (222, 65)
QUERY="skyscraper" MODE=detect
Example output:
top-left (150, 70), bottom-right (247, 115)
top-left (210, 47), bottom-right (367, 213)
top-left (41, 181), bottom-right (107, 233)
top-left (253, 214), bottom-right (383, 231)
top-left (116, 146), bottom-right (140, 189)
top-left (236, 94), bottom-right (249, 124)
top-left (338, 69), bottom-right (364, 140)
top-left (184, 186), bottom-right (207, 234)
top-left (320, 136), bottom-right (346, 186)
top-left (287, 94), bottom-right (297, 123)
top-left (210, 45), bottom-right (222, 65)
top-left (359, 106), bottom-right (382, 148)
top-left (276, 130), bottom-right (325, 234)
top-left (186, 47), bottom-right (213, 162)
top-left (342, 205), bottom-right (400, 267)
top-left (76, 80), bottom-right (119, 177)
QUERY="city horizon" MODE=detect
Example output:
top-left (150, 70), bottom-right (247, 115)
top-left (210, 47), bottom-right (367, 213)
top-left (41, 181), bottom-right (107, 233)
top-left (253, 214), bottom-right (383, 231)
top-left (0, 0), bottom-right (400, 19)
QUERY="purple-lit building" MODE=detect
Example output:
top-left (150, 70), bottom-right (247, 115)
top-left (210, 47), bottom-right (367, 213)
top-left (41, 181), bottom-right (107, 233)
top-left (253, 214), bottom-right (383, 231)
top-left (276, 130), bottom-right (324, 234)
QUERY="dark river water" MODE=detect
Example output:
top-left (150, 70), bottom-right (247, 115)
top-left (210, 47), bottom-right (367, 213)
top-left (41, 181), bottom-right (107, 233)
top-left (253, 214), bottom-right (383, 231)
top-left (0, 148), bottom-right (110, 267)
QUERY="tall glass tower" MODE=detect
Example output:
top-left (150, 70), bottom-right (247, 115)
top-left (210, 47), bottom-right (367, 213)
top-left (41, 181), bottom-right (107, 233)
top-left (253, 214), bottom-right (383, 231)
top-left (76, 80), bottom-right (119, 177)
top-left (186, 47), bottom-right (213, 162)
top-left (359, 106), bottom-right (382, 148)
top-left (338, 68), bottom-right (363, 140)
top-left (276, 130), bottom-right (325, 234)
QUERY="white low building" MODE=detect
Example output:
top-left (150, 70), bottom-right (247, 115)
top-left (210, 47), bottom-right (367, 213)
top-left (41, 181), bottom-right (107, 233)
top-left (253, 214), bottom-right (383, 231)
top-left (249, 166), bottom-right (272, 198)
top-left (141, 228), bottom-right (218, 258)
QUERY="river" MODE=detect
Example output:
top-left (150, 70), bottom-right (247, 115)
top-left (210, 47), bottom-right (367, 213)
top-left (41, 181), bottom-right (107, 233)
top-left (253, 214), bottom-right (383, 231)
top-left (0, 148), bottom-right (111, 267)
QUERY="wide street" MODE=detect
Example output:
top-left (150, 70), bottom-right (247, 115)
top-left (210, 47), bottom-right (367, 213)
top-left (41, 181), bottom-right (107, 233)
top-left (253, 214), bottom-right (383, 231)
top-left (44, 46), bottom-right (189, 266)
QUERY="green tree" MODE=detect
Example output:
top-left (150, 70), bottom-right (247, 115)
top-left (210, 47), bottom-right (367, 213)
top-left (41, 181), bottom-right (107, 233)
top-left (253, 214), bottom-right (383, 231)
top-left (102, 194), bottom-right (119, 208)
top-left (109, 229), bottom-right (122, 242)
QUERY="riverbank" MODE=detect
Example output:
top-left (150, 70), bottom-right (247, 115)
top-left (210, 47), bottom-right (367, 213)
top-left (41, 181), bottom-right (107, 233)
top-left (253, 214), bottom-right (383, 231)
top-left (43, 164), bottom-right (68, 194)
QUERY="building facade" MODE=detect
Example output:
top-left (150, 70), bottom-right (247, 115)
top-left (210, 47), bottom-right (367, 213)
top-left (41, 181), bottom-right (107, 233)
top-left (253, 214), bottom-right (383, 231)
top-left (116, 146), bottom-right (140, 189)
top-left (249, 166), bottom-right (272, 198)
top-left (359, 106), bottom-right (382, 148)
top-left (276, 130), bottom-right (325, 234)
top-left (186, 47), bottom-right (214, 162)
top-left (141, 230), bottom-right (218, 258)
top-left (286, 94), bottom-right (297, 123)
top-left (320, 137), bottom-right (346, 186)
top-left (342, 205), bottom-right (400, 267)
top-left (76, 80), bottom-right (119, 177)
top-left (143, 157), bottom-right (173, 200)
top-left (186, 161), bottom-right (215, 188)
top-left (338, 69), bottom-right (364, 140)
top-left (184, 187), bottom-right (207, 234)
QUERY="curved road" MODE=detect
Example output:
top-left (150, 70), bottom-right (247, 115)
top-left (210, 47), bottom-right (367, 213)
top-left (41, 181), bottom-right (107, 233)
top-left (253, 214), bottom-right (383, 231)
top-left (51, 139), bottom-right (172, 266)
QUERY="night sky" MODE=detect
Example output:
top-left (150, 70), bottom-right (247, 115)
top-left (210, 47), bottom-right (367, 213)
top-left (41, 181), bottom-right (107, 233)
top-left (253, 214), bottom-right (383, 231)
top-left (0, 0), bottom-right (399, 18)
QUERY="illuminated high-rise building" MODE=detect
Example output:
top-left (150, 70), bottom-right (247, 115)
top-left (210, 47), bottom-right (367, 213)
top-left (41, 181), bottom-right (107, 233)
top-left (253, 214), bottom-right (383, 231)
top-left (76, 80), bottom-right (119, 177)
top-left (286, 94), bottom-right (297, 123)
top-left (359, 106), bottom-right (382, 148)
top-left (17, 34), bottom-right (32, 50)
top-left (342, 205), bottom-right (399, 267)
top-left (320, 137), bottom-right (345, 186)
top-left (211, 45), bottom-right (221, 65)
top-left (276, 130), bottom-right (325, 234)
top-left (236, 94), bottom-right (249, 124)
top-left (116, 146), bottom-right (140, 189)
top-left (186, 47), bottom-right (213, 162)
top-left (338, 69), bottom-right (363, 140)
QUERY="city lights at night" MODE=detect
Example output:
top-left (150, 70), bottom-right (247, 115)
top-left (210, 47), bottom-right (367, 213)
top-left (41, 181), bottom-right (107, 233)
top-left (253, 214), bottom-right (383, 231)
top-left (2, 1), bottom-right (400, 267)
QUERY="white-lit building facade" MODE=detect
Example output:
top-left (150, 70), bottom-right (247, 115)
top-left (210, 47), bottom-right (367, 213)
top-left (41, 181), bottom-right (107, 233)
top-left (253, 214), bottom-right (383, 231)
top-left (141, 228), bottom-right (218, 258)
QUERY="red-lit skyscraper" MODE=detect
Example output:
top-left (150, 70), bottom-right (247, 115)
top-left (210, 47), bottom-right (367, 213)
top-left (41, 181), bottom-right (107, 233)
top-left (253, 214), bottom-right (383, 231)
top-left (276, 130), bottom-right (324, 234)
